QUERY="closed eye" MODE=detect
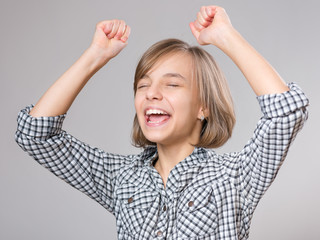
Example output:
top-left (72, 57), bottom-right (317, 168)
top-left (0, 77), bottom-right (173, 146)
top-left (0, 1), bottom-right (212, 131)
top-left (167, 84), bottom-right (179, 87)
top-left (137, 84), bottom-right (149, 89)
top-left (137, 79), bottom-right (150, 89)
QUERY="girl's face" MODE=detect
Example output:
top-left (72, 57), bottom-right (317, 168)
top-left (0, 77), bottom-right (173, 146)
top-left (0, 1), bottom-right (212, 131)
top-left (134, 52), bottom-right (203, 147)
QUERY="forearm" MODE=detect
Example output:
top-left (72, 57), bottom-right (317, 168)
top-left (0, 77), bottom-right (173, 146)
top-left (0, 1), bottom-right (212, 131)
top-left (218, 28), bottom-right (289, 96)
top-left (30, 47), bottom-right (108, 117)
top-left (190, 6), bottom-right (289, 96)
top-left (29, 19), bottom-right (130, 117)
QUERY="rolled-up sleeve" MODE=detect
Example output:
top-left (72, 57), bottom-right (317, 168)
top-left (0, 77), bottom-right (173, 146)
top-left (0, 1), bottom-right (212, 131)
top-left (225, 83), bottom-right (309, 208)
top-left (15, 105), bottom-right (128, 214)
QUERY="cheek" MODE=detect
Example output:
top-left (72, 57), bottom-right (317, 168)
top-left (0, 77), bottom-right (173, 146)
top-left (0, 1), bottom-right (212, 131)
top-left (134, 95), bottom-right (145, 123)
top-left (134, 95), bottom-right (142, 112)
top-left (169, 93), bottom-right (199, 116)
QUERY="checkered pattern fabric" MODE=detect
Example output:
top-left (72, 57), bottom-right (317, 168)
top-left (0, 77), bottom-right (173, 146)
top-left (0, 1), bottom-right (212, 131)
top-left (15, 83), bottom-right (308, 240)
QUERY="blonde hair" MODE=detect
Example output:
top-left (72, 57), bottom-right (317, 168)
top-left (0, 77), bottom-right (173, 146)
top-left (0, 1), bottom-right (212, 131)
top-left (132, 39), bottom-right (235, 148)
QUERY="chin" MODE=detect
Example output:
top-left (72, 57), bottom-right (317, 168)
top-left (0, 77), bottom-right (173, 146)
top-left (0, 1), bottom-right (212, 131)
top-left (143, 134), bottom-right (166, 145)
top-left (145, 134), bottom-right (183, 147)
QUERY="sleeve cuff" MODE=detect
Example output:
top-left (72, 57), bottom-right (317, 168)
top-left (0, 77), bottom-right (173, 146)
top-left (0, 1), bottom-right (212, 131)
top-left (257, 82), bottom-right (309, 118)
top-left (16, 104), bottom-right (67, 138)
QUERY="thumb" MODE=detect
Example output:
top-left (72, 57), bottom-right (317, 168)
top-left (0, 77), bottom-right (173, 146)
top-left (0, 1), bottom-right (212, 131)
top-left (92, 21), bottom-right (111, 42)
top-left (189, 22), bottom-right (200, 40)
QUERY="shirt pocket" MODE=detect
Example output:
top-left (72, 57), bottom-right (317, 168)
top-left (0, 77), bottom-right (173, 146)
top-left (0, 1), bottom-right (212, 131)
top-left (176, 184), bottom-right (217, 238)
top-left (116, 184), bottom-right (157, 237)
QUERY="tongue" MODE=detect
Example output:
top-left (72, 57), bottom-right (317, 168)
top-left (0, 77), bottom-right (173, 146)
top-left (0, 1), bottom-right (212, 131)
top-left (149, 114), bottom-right (170, 122)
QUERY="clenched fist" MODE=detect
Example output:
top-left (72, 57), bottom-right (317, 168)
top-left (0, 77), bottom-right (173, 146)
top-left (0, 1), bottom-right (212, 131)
top-left (190, 6), bottom-right (234, 48)
top-left (89, 19), bottom-right (131, 64)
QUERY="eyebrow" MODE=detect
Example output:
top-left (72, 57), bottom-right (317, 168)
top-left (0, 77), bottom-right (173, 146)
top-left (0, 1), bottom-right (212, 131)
top-left (140, 72), bottom-right (187, 81)
top-left (162, 73), bottom-right (187, 81)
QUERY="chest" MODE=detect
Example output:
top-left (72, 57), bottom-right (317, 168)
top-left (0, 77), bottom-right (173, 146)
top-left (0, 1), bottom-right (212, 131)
top-left (113, 164), bottom-right (252, 239)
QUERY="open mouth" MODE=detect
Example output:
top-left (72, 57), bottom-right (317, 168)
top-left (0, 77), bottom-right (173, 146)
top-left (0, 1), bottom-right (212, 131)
top-left (145, 109), bottom-right (171, 125)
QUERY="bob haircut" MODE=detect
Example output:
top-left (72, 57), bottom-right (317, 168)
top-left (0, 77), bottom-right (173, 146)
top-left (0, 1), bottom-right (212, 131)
top-left (132, 38), bottom-right (235, 149)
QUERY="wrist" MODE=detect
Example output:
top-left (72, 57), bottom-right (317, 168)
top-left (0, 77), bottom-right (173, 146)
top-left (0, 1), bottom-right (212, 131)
top-left (212, 26), bottom-right (243, 53)
top-left (85, 45), bottom-right (112, 70)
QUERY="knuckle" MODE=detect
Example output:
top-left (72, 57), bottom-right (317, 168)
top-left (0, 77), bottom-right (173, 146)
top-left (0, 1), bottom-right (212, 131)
top-left (111, 19), bottom-right (118, 26)
top-left (125, 26), bottom-right (130, 34)
top-left (96, 21), bottom-right (103, 28)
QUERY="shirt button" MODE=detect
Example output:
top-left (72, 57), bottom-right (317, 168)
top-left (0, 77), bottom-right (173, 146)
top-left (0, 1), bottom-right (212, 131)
top-left (163, 205), bottom-right (167, 211)
top-left (157, 231), bottom-right (163, 237)
top-left (188, 201), bottom-right (194, 207)
top-left (128, 197), bottom-right (133, 203)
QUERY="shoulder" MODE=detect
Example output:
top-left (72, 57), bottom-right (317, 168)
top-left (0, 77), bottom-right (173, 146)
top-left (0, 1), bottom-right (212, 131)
top-left (204, 148), bottom-right (240, 166)
top-left (202, 148), bottom-right (244, 184)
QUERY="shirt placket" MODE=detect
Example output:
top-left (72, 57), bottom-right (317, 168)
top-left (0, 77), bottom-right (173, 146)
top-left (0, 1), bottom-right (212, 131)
top-left (148, 164), bottom-right (170, 239)
top-left (146, 148), bottom-right (206, 239)
top-left (164, 164), bottom-right (186, 239)
top-left (147, 165), bottom-right (184, 239)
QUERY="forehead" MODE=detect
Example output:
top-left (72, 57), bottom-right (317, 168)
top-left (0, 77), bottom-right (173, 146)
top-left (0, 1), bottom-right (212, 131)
top-left (146, 52), bottom-right (194, 78)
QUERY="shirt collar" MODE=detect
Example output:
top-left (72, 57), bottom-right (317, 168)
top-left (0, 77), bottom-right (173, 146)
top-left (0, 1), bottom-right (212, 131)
top-left (141, 146), bottom-right (212, 195)
top-left (140, 146), bottom-right (158, 167)
top-left (167, 147), bottom-right (210, 194)
top-left (141, 146), bottom-right (209, 167)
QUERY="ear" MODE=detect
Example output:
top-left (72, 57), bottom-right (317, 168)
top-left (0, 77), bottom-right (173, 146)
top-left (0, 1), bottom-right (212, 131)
top-left (197, 107), bottom-right (209, 121)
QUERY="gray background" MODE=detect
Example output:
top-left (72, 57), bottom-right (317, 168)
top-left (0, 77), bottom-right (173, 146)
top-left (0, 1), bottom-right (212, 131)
top-left (1, 0), bottom-right (319, 239)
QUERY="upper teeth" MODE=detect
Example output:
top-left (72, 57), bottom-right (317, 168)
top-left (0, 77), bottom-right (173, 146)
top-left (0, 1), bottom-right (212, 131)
top-left (146, 109), bottom-right (168, 115)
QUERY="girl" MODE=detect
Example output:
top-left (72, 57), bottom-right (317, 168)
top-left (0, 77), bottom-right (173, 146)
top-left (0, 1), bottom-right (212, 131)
top-left (15, 5), bottom-right (308, 240)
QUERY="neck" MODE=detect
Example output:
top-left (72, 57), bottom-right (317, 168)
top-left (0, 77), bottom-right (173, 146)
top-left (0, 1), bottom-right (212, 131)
top-left (154, 142), bottom-right (195, 187)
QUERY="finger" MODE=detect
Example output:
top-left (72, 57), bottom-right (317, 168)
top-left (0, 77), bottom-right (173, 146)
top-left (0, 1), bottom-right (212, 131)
top-left (197, 11), bottom-right (211, 28)
top-left (206, 6), bottom-right (218, 18)
top-left (200, 6), bottom-right (212, 21)
top-left (115, 20), bottom-right (126, 40)
top-left (189, 22), bottom-right (200, 40)
top-left (121, 25), bottom-right (131, 43)
top-left (108, 19), bottom-right (120, 39)
top-left (193, 19), bottom-right (205, 32)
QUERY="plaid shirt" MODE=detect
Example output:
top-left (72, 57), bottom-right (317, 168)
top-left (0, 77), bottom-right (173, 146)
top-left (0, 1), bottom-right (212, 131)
top-left (15, 83), bottom-right (308, 240)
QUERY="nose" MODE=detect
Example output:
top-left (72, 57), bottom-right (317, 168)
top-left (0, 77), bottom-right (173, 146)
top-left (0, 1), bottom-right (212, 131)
top-left (146, 84), bottom-right (163, 101)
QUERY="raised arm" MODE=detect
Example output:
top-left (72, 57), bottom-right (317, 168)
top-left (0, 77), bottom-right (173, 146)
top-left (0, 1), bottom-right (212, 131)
top-left (15, 20), bottom-right (132, 213)
top-left (30, 19), bottom-right (131, 117)
top-left (190, 6), bottom-right (289, 96)
top-left (191, 6), bottom-right (309, 208)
